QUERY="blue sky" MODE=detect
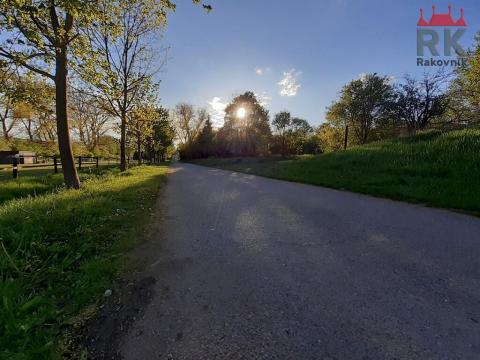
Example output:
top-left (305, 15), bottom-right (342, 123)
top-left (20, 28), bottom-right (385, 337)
top-left (158, 0), bottom-right (480, 126)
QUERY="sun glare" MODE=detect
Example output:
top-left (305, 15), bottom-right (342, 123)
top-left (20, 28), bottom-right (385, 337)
top-left (236, 107), bottom-right (246, 119)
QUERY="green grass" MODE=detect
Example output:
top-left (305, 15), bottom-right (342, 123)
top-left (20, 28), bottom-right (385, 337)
top-left (0, 165), bottom-right (119, 204)
top-left (191, 129), bottom-right (480, 214)
top-left (0, 165), bottom-right (57, 181)
top-left (0, 165), bottom-right (169, 359)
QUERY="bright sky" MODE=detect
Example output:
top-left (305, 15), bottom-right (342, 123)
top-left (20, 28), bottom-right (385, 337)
top-left (158, 0), bottom-right (480, 127)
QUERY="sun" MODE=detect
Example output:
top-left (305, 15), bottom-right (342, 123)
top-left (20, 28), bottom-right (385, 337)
top-left (236, 107), bottom-right (246, 119)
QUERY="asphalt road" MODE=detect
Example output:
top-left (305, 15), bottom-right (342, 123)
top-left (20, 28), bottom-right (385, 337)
top-left (121, 163), bottom-right (480, 360)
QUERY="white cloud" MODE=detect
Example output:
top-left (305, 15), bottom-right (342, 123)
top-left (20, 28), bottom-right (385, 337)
top-left (255, 66), bottom-right (271, 76)
top-left (255, 92), bottom-right (271, 107)
top-left (278, 69), bottom-right (301, 97)
top-left (207, 97), bottom-right (227, 127)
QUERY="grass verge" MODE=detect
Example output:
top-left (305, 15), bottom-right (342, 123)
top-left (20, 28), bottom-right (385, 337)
top-left (191, 129), bottom-right (480, 214)
top-left (0, 165), bottom-right (169, 359)
top-left (0, 165), bottom-right (120, 204)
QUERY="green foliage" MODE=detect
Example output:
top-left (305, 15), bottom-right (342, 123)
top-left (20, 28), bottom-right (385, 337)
top-left (188, 116), bottom-right (215, 158)
top-left (0, 166), bottom-right (169, 358)
top-left (288, 118), bottom-right (314, 154)
top-left (317, 123), bottom-right (346, 152)
top-left (3, 138), bottom-right (58, 156)
top-left (0, 1), bottom-right (98, 80)
top-left (271, 111), bottom-right (315, 156)
top-left (192, 129), bottom-right (480, 214)
top-left (272, 111), bottom-right (292, 157)
top-left (81, 0), bottom-right (175, 170)
top-left (0, 137), bottom-right (119, 158)
top-left (173, 103), bottom-right (207, 150)
top-left (448, 33), bottom-right (480, 124)
top-left (326, 73), bottom-right (395, 144)
top-left (148, 107), bottom-right (176, 161)
top-left (0, 0), bottom-right (103, 188)
top-left (394, 73), bottom-right (448, 131)
top-left (129, 105), bottom-right (175, 163)
top-left (216, 92), bottom-right (271, 157)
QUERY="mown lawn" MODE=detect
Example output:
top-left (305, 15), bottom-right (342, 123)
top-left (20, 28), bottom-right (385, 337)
top-left (191, 129), bottom-right (480, 214)
top-left (0, 165), bottom-right (169, 359)
top-left (0, 165), bottom-right (118, 204)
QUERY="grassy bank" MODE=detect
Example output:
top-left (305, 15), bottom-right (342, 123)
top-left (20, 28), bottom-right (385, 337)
top-left (191, 129), bottom-right (480, 214)
top-left (0, 166), bottom-right (169, 359)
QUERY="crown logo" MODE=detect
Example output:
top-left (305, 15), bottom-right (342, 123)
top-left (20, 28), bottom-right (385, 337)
top-left (417, 5), bottom-right (466, 26)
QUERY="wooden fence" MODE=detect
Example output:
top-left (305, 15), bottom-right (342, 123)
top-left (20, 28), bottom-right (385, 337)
top-left (10, 155), bottom-right (120, 179)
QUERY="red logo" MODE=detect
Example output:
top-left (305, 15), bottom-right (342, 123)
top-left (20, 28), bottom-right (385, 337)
top-left (417, 5), bottom-right (466, 27)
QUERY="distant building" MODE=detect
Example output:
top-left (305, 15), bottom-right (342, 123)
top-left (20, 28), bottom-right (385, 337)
top-left (0, 151), bottom-right (37, 164)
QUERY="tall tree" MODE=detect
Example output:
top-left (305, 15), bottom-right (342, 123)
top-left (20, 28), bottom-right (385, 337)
top-left (394, 73), bottom-right (448, 132)
top-left (290, 117), bottom-right (313, 154)
top-left (272, 112), bottom-right (313, 156)
top-left (69, 89), bottom-right (111, 152)
top-left (272, 111), bottom-right (291, 157)
top-left (0, 1), bottom-right (100, 188)
top-left (82, 0), bottom-right (174, 171)
top-left (128, 104), bottom-right (159, 165)
top-left (326, 73), bottom-right (394, 144)
top-left (173, 103), bottom-right (207, 146)
top-left (447, 35), bottom-right (480, 124)
top-left (12, 74), bottom-right (56, 141)
top-left (218, 92), bottom-right (271, 157)
top-left (144, 106), bottom-right (175, 162)
top-left (192, 115), bottom-right (215, 158)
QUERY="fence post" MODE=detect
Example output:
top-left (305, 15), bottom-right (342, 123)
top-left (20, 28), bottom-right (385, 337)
top-left (12, 156), bottom-right (18, 179)
top-left (53, 156), bottom-right (58, 173)
top-left (96, 157), bottom-right (99, 169)
top-left (78, 156), bottom-right (82, 170)
top-left (344, 125), bottom-right (349, 150)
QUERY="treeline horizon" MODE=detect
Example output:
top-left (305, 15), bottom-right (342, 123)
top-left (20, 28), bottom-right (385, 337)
top-left (175, 34), bottom-right (480, 160)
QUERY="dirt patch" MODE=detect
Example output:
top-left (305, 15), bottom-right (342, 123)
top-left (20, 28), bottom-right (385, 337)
top-left (78, 276), bottom-right (157, 359)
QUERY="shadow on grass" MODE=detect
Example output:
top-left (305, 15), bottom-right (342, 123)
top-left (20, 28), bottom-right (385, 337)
top-left (0, 165), bottom-right (121, 205)
top-left (0, 166), bottom-right (168, 358)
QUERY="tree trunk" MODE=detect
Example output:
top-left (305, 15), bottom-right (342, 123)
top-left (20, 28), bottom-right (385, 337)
top-left (343, 125), bottom-right (349, 150)
top-left (1, 120), bottom-right (9, 141)
top-left (24, 119), bottom-right (34, 141)
top-left (55, 47), bottom-right (80, 189)
top-left (120, 110), bottom-right (127, 171)
top-left (137, 133), bottom-right (141, 165)
top-left (1, 103), bottom-right (11, 141)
